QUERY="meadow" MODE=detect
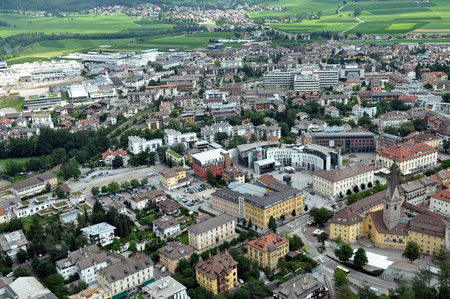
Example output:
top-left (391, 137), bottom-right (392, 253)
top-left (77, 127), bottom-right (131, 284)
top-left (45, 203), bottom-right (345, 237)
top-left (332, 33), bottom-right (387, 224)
top-left (251, 0), bottom-right (450, 35)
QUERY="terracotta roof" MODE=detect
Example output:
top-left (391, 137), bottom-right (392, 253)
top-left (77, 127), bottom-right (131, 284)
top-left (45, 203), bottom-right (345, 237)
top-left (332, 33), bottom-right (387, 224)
top-left (377, 140), bottom-right (437, 163)
top-left (259, 174), bottom-right (281, 186)
top-left (430, 189), bottom-right (450, 204)
top-left (330, 208), bottom-right (363, 226)
top-left (102, 148), bottom-right (127, 159)
top-left (196, 251), bottom-right (237, 280)
top-left (248, 233), bottom-right (288, 253)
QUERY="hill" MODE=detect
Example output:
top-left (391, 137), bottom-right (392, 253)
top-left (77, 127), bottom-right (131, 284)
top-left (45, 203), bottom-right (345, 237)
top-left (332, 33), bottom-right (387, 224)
top-left (0, 0), bottom-right (150, 12)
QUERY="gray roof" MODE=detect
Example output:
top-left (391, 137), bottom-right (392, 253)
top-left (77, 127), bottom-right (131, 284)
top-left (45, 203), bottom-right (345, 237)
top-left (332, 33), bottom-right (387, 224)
top-left (98, 253), bottom-right (153, 283)
top-left (11, 173), bottom-right (57, 192)
top-left (313, 164), bottom-right (375, 182)
top-left (159, 242), bottom-right (194, 260)
top-left (56, 244), bottom-right (109, 270)
top-left (188, 213), bottom-right (236, 234)
top-left (144, 276), bottom-right (187, 297)
top-left (81, 222), bottom-right (116, 236)
top-left (0, 230), bottom-right (28, 252)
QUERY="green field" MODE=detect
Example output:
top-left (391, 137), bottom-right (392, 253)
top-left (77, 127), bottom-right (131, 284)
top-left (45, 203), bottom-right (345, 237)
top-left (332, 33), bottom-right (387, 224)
top-left (0, 97), bottom-right (25, 111)
top-left (0, 157), bottom-right (34, 170)
top-left (251, 0), bottom-right (450, 35)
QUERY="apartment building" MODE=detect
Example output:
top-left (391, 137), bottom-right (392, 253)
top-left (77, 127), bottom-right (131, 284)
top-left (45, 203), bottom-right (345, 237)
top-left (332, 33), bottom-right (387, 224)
top-left (81, 222), bottom-right (116, 246)
top-left (352, 104), bottom-right (377, 118)
top-left (153, 216), bottom-right (181, 239)
top-left (164, 129), bottom-right (198, 147)
top-left (273, 274), bottom-right (330, 299)
top-left (160, 166), bottom-right (189, 190)
top-left (159, 242), bottom-right (194, 274)
top-left (127, 136), bottom-right (162, 155)
top-left (97, 253), bottom-right (154, 298)
top-left (329, 208), bottom-right (364, 242)
top-left (312, 164), bottom-right (375, 198)
top-left (221, 166), bottom-right (246, 185)
top-left (255, 124), bottom-right (282, 140)
top-left (143, 276), bottom-right (189, 299)
top-left (192, 148), bottom-right (231, 180)
top-left (188, 214), bottom-right (236, 250)
top-left (378, 111), bottom-right (410, 131)
top-left (376, 140), bottom-right (438, 175)
top-left (429, 189), bottom-right (450, 216)
top-left (196, 251), bottom-right (238, 294)
top-left (248, 233), bottom-right (289, 270)
top-left (0, 230), bottom-right (29, 261)
top-left (263, 69), bottom-right (297, 88)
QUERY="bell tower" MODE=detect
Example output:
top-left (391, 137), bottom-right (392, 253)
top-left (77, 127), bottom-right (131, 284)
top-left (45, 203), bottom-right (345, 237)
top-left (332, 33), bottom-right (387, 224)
top-left (383, 163), bottom-right (402, 230)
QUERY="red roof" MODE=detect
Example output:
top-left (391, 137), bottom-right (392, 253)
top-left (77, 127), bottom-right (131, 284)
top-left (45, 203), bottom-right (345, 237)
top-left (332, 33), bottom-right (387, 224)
top-left (377, 140), bottom-right (437, 163)
top-left (102, 148), bottom-right (127, 159)
top-left (431, 189), bottom-right (450, 204)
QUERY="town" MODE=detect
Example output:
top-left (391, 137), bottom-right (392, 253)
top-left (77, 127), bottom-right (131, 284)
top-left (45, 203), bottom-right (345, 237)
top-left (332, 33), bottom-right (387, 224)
top-left (0, 35), bottom-right (450, 299)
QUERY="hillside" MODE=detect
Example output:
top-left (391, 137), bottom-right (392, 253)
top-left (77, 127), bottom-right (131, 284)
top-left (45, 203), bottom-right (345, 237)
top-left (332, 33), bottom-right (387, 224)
top-left (0, 0), bottom-right (151, 12)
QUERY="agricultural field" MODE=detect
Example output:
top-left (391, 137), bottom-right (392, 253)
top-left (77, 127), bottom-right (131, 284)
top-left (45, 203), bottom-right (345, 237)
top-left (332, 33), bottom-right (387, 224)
top-left (251, 0), bottom-right (450, 35)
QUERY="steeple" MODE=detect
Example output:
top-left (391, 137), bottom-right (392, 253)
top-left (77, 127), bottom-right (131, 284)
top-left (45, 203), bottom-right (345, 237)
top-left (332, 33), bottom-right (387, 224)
top-left (383, 163), bottom-right (402, 230)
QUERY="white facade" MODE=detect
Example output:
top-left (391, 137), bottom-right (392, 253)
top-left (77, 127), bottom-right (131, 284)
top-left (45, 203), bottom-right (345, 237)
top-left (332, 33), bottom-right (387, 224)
top-left (266, 146), bottom-right (337, 171)
top-left (203, 90), bottom-right (228, 101)
top-left (188, 214), bottom-right (236, 250)
top-left (81, 222), bottom-right (116, 246)
top-left (430, 196), bottom-right (450, 216)
top-left (10, 60), bottom-right (83, 82)
top-left (294, 74), bottom-right (320, 92)
top-left (128, 136), bottom-right (163, 155)
top-left (352, 104), bottom-right (377, 118)
top-left (144, 276), bottom-right (189, 299)
top-left (263, 69), bottom-right (298, 88)
top-left (153, 218), bottom-right (181, 239)
top-left (164, 129), bottom-right (197, 147)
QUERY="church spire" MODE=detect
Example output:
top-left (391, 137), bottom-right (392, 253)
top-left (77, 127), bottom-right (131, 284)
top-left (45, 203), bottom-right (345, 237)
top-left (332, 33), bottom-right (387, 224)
top-left (387, 163), bottom-right (399, 200)
top-left (383, 162), bottom-right (402, 230)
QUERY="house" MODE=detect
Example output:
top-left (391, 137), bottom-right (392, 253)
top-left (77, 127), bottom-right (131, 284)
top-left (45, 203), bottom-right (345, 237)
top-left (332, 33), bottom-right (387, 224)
top-left (102, 149), bottom-right (129, 166)
top-left (128, 136), bottom-right (162, 155)
top-left (429, 189), bottom-right (450, 216)
top-left (153, 216), bottom-right (181, 239)
top-left (273, 274), bottom-right (330, 299)
top-left (324, 106), bottom-right (339, 117)
top-left (157, 200), bottom-right (182, 216)
top-left (221, 166), bottom-right (246, 185)
top-left (81, 222), bottom-right (116, 246)
top-left (97, 253), bottom-right (154, 298)
top-left (143, 276), bottom-right (189, 299)
top-left (0, 230), bottom-right (28, 261)
top-left (159, 242), bottom-right (194, 274)
top-left (0, 207), bottom-right (11, 224)
top-left (248, 233), bottom-right (289, 270)
top-left (196, 251), bottom-right (238, 294)
top-left (56, 244), bottom-right (109, 283)
top-left (130, 190), bottom-right (167, 210)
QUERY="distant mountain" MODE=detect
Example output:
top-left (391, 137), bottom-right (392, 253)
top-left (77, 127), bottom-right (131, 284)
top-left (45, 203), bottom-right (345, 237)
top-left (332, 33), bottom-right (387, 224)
top-left (0, 0), bottom-right (159, 12)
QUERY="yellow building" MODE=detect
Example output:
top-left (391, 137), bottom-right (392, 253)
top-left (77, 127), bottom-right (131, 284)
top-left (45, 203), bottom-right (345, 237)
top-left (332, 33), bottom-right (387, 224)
top-left (248, 233), bottom-right (289, 270)
top-left (329, 164), bottom-right (447, 255)
top-left (159, 241), bottom-right (194, 274)
top-left (196, 251), bottom-right (238, 294)
top-left (159, 166), bottom-right (189, 190)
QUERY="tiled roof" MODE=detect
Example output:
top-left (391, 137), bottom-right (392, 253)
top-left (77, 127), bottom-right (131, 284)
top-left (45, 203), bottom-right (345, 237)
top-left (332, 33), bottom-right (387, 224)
top-left (430, 189), bottom-right (450, 204)
top-left (313, 164), bottom-right (374, 182)
top-left (330, 209), bottom-right (363, 226)
top-left (377, 140), bottom-right (437, 162)
top-left (196, 251), bottom-right (237, 280)
top-left (248, 233), bottom-right (288, 253)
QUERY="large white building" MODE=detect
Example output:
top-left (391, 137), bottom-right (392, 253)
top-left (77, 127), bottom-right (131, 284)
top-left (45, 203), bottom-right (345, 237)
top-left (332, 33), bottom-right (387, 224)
top-left (81, 222), bottom-right (116, 246)
top-left (294, 74), bottom-right (320, 92)
top-left (312, 164), bottom-right (375, 198)
top-left (10, 60), bottom-right (83, 82)
top-left (378, 111), bottom-right (410, 131)
top-left (128, 136), bottom-right (163, 155)
top-left (56, 245), bottom-right (109, 283)
top-left (164, 129), bottom-right (198, 147)
top-left (263, 69), bottom-right (298, 88)
top-left (352, 104), bottom-right (377, 118)
top-left (188, 214), bottom-right (236, 250)
top-left (143, 276), bottom-right (189, 299)
top-left (429, 189), bottom-right (450, 216)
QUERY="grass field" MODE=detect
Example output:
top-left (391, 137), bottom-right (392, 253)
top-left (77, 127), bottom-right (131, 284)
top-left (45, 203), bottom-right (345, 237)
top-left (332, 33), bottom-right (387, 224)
top-left (0, 97), bottom-right (25, 111)
top-left (0, 157), bottom-right (34, 170)
top-left (251, 0), bottom-right (450, 35)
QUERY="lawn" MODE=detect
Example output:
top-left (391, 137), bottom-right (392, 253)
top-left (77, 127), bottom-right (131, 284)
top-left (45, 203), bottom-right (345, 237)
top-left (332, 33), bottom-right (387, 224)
top-left (251, 0), bottom-right (450, 35)
top-left (0, 157), bottom-right (34, 170)
top-left (179, 231), bottom-right (189, 245)
top-left (0, 97), bottom-right (25, 112)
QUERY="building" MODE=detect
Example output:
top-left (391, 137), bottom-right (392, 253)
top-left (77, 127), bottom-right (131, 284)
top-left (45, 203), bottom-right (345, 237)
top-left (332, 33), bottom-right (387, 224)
top-left (24, 93), bottom-right (61, 111)
top-left (376, 141), bottom-right (438, 175)
top-left (10, 60), bottom-right (83, 82)
top-left (153, 216), bottom-right (181, 239)
top-left (130, 190), bottom-right (167, 210)
top-left (5, 276), bottom-right (58, 299)
top-left (188, 213), bottom-right (236, 250)
top-left (159, 166), bottom-right (189, 190)
top-left (81, 222), bottom-right (116, 246)
top-left (400, 180), bottom-right (427, 206)
top-left (221, 166), bottom-right (246, 185)
top-left (378, 111), bottom-right (410, 131)
top-left (128, 136), bottom-right (162, 155)
top-left (311, 130), bottom-right (376, 153)
top-left (69, 287), bottom-right (111, 299)
top-left (159, 242), bottom-right (194, 274)
top-left (293, 74), bottom-right (320, 92)
top-left (319, 94), bottom-right (348, 106)
top-left (329, 209), bottom-right (364, 242)
top-left (0, 230), bottom-right (28, 261)
top-left (164, 129), bottom-right (197, 147)
top-left (56, 245), bottom-right (109, 283)
top-left (429, 189), bottom-right (450, 216)
top-left (248, 233), bottom-right (289, 270)
top-left (10, 173), bottom-right (57, 197)
top-left (102, 149), bottom-right (128, 166)
top-left (263, 69), bottom-right (297, 88)
top-left (255, 124), bottom-right (281, 140)
top-left (312, 164), bottom-right (375, 198)
top-left (352, 104), bottom-right (377, 118)
top-left (166, 150), bottom-right (185, 166)
top-left (192, 148), bottom-right (231, 180)
top-left (378, 133), bottom-right (404, 150)
top-left (196, 251), bottom-right (238, 294)
top-left (211, 182), bottom-right (304, 229)
top-left (273, 274), bottom-right (330, 299)
top-left (97, 253), bottom-right (154, 299)
top-left (143, 276), bottom-right (189, 299)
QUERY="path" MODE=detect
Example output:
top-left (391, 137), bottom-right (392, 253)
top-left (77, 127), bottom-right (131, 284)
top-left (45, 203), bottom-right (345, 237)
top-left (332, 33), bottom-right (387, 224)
top-left (337, 3), bottom-right (349, 14)
top-left (343, 16), bottom-right (365, 34)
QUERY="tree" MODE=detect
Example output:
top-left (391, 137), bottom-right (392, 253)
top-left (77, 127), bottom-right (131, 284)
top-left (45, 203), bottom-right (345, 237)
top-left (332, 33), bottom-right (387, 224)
top-left (334, 268), bottom-right (348, 288)
top-left (304, 204), bottom-right (308, 212)
top-left (368, 181), bottom-right (373, 188)
top-left (317, 232), bottom-right (328, 248)
top-left (335, 243), bottom-right (354, 263)
top-left (346, 189), bottom-right (352, 196)
top-left (268, 216), bottom-right (277, 233)
top-left (120, 181), bottom-right (130, 190)
top-left (206, 169), bottom-right (216, 186)
top-left (247, 218), bottom-right (253, 229)
top-left (353, 185), bottom-right (359, 193)
top-left (289, 235), bottom-right (304, 251)
top-left (312, 207), bottom-right (334, 225)
top-left (13, 267), bottom-right (30, 279)
top-left (354, 7), bottom-right (361, 17)
top-left (337, 284), bottom-right (353, 299)
top-left (108, 182), bottom-right (120, 194)
top-left (358, 282), bottom-right (378, 299)
top-left (335, 235), bottom-right (343, 245)
top-left (101, 186), bottom-right (108, 194)
top-left (59, 160), bottom-right (80, 180)
top-left (130, 179), bottom-right (140, 189)
top-left (16, 248), bottom-right (28, 263)
top-left (91, 186), bottom-right (100, 197)
top-left (403, 240), bottom-right (421, 263)
top-left (353, 247), bottom-right (368, 270)
top-left (112, 155), bottom-right (123, 168)
top-left (140, 178), bottom-right (148, 186)
top-left (360, 183), bottom-right (366, 190)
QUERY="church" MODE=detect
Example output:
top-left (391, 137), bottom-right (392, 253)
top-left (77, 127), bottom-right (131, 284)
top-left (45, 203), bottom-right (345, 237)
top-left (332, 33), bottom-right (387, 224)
top-left (330, 164), bottom-right (447, 255)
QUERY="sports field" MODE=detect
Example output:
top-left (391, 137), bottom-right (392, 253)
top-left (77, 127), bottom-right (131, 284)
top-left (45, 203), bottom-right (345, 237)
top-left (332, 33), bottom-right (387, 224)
top-left (251, 0), bottom-right (450, 35)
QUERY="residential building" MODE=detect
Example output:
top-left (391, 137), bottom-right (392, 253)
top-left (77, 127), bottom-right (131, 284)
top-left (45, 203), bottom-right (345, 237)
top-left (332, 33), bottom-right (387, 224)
top-left (192, 148), bottom-right (231, 180)
top-left (153, 216), bottom-right (181, 239)
top-left (143, 276), bottom-right (189, 299)
top-left (97, 253), bottom-right (154, 298)
top-left (130, 190), bottom-right (167, 210)
top-left (158, 199), bottom-right (182, 216)
top-left (159, 242), bottom-right (194, 274)
top-left (188, 214), bottom-right (236, 250)
top-left (166, 150), bottom-right (185, 166)
top-left (378, 111), bottom-right (410, 131)
top-left (429, 189), bottom-right (450, 216)
top-left (128, 136), bottom-right (162, 155)
top-left (196, 251), bottom-right (238, 294)
top-left (400, 180), bottom-right (427, 205)
top-left (352, 104), bottom-right (377, 118)
top-left (160, 166), bottom-right (189, 190)
top-left (0, 207), bottom-right (11, 224)
top-left (378, 133), bottom-right (404, 150)
top-left (312, 164), bottom-right (375, 198)
top-left (255, 124), bottom-right (281, 140)
top-left (164, 129), bottom-right (198, 147)
top-left (69, 287), bottom-right (111, 299)
top-left (319, 94), bottom-right (348, 106)
top-left (311, 130), bottom-right (376, 153)
top-left (329, 209), bottom-right (363, 242)
top-left (10, 172), bottom-right (57, 197)
top-left (102, 149), bottom-right (128, 166)
top-left (376, 141), bottom-right (438, 175)
top-left (263, 69), bottom-right (297, 88)
top-left (81, 222), bottom-right (116, 246)
top-left (221, 166), bottom-right (246, 185)
top-left (247, 233), bottom-right (289, 270)
top-left (56, 245), bottom-right (109, 283)
top-left (0, 230), bottom-right (28, 261)
top-left (5, 277), bottom-right (58, 299)
top-left (273, 274), bottom-right (330, 299)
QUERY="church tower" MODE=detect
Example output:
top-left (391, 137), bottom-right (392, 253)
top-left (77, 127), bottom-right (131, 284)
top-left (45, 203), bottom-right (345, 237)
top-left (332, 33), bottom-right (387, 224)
top-left (383, 163), bottom-right (402, 230)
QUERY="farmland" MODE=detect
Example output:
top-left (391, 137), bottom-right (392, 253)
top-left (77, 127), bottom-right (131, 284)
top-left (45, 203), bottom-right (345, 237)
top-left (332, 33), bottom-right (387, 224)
top-left (251, 0), bottom-right (450, 35)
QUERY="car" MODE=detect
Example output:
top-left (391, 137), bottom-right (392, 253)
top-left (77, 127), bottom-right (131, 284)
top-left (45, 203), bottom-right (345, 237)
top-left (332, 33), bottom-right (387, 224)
top-left (310, 191), bottom-right (315, 195)
top-left (6, 272), bottom-right (13, 278)
top-left (160, 267), bottom-right (166, 274)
